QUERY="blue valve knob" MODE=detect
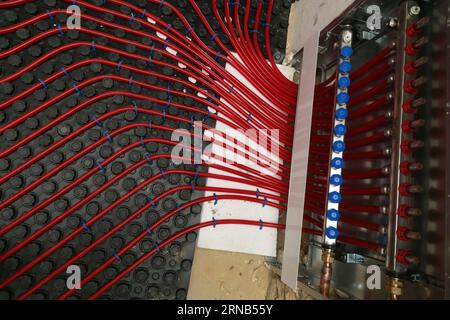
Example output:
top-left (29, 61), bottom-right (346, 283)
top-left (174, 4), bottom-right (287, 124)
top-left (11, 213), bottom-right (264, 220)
top-left (334, 124), bottom-right (347, 136)
top-left (338, 76), bottom-right (351, 89)
top-left (339, 61), bottom-right (352, 73)
top-left (336, 92), bottom-right (350, 104)
top-left (331, 157), bottom-right (344, 169)
top-left (332, 141), bottom-right (346, 153)
top-left (326, 209), bottom-right (340, 221)
top-left (325, 226), bottom-right (339, 239)
top-left (330, 174), bottom-right (343, 186)
top-left (340, 46), bottom-right (353, 58)
top-left (328, 191), bottom-right (342, 203)
top-left (335, 108), bottom-right (348, 120)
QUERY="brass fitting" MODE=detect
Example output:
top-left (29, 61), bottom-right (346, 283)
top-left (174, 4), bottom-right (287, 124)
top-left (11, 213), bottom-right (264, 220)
top-left (387, 277), bottom-right (403, 300)
top-left (319, 248), bottom-right (335, 297)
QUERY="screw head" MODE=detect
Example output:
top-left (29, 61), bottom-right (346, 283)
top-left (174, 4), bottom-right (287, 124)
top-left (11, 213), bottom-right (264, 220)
top-left (342, 30), bottom-right (352, 44)
top-left (388, 18), bottom-right (398, 28)
top-left (410, 6), bottom-right (421, 16)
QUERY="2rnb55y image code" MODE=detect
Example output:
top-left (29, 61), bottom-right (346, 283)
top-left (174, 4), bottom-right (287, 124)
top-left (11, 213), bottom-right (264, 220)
top-left (177, 304), bottom-right (274, 318)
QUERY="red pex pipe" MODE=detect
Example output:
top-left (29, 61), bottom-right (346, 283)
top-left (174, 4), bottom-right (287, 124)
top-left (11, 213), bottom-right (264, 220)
top-left (5, 192), bottom-right (283, 295)
top-left (0, 139), bottom-right (285, 238)
top-left (346, 114), bottom-right (391, 138)
top-left (350, 45), bottom-right (395, 80)
top-left (0, 88), bottom-right (292, 161)
top-left (345, 149), bottom-right (388, 160)
top-left (0, 2), bottom-right (298, 115)
top-left (344, 168), bottom-right (388, 179)
top-left (0, 9), bottom-right (295, 127)
top-left (70, 219), bottom-right (309, 300)
top-left (20, 220), bottom-right (304, 299)
top-left (0, 0), bottom-right (391, 300)
top-left (0, 106), bottom-right (288, 187)
top-left (87, 0), bottom-right (297, 110)
top-left (0, 39), bottom-right (293, 134)
top-left (81, 218), bottom-right (381, 300)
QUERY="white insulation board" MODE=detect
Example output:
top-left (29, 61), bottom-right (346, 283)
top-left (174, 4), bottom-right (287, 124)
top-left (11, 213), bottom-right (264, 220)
top-left (197, 61), bottom-right (295, 257)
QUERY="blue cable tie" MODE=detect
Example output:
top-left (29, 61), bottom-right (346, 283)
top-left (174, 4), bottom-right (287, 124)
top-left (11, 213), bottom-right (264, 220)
top-left (259, 219), bottom-right (263, 230)
top-left (144, 152), bottom-right (153, 165)
top-left (262, 197), bottom-right (267, 207)
top-left (176, 203), bottom-right (181, 214)
top-left (191, 181), bottom-right (196, 192)
top-left (92, 115), bottom-right (103, 127)
top-left (212, 217), bottom-right (216, 228)
top-left (112, 250), bottom-right (121, 261)
top-left (38, 78), bottom-right (48, 90)
top-left (133, 100), bottom-right (138, 115)
top-left (213, 193), bottom-right (218, 205)
top-left (250, 29), bottom-right (259, 34)
top-left (203, 109), bottom-right (211, 122)
top-left (103, 130), bottom-right (113, 143)
top-left (229, 85), bottom-right (234, 93)
top-left (163, 38), bottom-right (170, 49)
top-left (140, 137), bottom-right (146, 148)
top-left (91, 40), bottom-right (95, 52)
top-left (72, 83), bottom-right (81, 96)
top-left (72, 0), bottom-right (77, 5)
top-left (167, 82), bottom-right (173, 96)
top-left (148, 45), bottom-right (155, 65)
top-left (101, 0), bottom-right (107, 5)
top-left (147, 196), bottom-right (157, 208)
top-left (160, 168), bottom-right (166, 178)
top-left (96, 161), bottom-right (107, 174)
top-left (210, 33), bottom-right (218, 41)
top-left (260, 22), bottom-right (271, 27)
top-left (129, 12), bottom-right (135, 24)
top-left (159, 0), bottom-right (165, 8)
top-left (57, 23), bottom-right (64, 36)
top-left (128, 76), bottom-right (133, 88)
top-left (148, 119), bottom-right (152, 130)
top-left (141, 9), bottom-right (147, 19)
top-left (231, 1), bottom-right (240, 7)
top-left (146, 224), bottom-right (155, 236)
top-left (185, 26), bottom-right (193, 36)
top-left (213, 53), bottom-right (220, 61)
top-left (116, 60), bottom-right (124, 72)
top-left (246, 113), bottom-right (252, 122)
top-left (46, 10), bottom-right (53, 21)
top-left (162, 109), bottom-right (166, 121)
top-left (80, 219), bottom-right (90, 232)
top-left (61, 67), bottom-right (69, 78)
top-left (194, 164), bottom-right (199, 180)
top-left (164, 96), bottom-right (172, 110)
top-left (165, 24), bottom-right (172, 31)
top-left (155, 241), bottom-right (162, 253)
top-left (207, 94), bottom-right (215, 102)
top-left (256, 188), bottom-right (260, 198)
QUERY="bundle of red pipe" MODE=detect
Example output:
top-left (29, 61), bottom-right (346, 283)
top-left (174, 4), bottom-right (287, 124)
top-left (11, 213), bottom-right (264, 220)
top-left (0, 0), bottom-right (387, 299)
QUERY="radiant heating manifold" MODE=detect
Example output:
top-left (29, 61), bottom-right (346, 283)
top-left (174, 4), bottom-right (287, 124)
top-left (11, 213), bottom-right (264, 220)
top-left (280, 0), bottom-right (449, 299)
top-left (320, 27), bottom-right (353, 297)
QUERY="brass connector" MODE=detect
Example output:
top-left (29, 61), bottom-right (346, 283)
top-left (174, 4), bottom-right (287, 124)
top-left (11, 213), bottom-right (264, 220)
top-left (387, 277), bottom-right (403, 300)
top-left (319, 248), bottom-right (335, 297)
